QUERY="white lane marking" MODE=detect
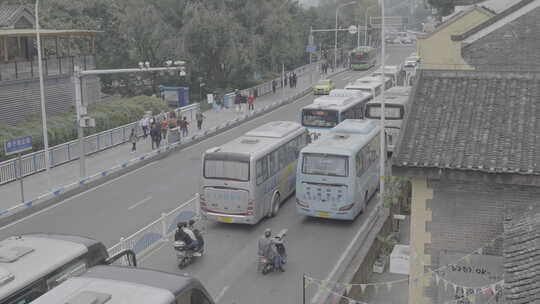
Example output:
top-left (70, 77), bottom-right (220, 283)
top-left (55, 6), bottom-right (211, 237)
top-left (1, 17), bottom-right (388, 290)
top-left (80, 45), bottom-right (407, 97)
top-left (215, 286), bottom-right (230, 303)
top-left (128, 196), bottom-right (152, 210)
top-left (0, 161), bottom-right (158, 231)
top-left (310, 203), bottom-right (378, 303)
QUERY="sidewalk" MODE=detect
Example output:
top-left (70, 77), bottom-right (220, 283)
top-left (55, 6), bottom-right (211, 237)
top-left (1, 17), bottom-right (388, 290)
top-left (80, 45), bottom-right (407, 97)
top-left (0, 66), bottom-right (336, 211)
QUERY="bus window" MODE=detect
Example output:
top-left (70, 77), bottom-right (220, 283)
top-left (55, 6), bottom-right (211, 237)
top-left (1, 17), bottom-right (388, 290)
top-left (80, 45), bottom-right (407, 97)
top-left (302, 109), bottom-right (339, 128)
top-left (204, 159), bottom-right (249, 182)
top-left (302, 154), bottom-right (349, 177)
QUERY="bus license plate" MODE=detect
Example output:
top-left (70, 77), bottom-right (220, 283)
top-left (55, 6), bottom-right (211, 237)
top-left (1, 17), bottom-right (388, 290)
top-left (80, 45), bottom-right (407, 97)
top-left (218, 216), bottom-right (233, 223)
top-left (317, 212), bottom-right (329, 218)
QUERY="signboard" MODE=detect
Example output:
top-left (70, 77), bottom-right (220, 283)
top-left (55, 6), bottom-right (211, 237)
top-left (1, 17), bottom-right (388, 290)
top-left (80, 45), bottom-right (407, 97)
top-left (4, 136), bottom-right (32, 156)
top-left (207, 94), bottom-right (214, 104)
top-left (306, 45), bottom-right (316, 53)
top-left (348, 25), bottom-right (358, 34)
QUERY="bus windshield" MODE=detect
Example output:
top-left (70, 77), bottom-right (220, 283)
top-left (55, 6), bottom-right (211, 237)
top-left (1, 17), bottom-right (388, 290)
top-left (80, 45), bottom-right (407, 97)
top-left (365, 104), bottom-right (403, 120)
top-left (302, 153), bottom-right (348, 177)
top-left (204, 159), bottom-right (249, 181)
top-left (302, 109), bottom-right (339, 128)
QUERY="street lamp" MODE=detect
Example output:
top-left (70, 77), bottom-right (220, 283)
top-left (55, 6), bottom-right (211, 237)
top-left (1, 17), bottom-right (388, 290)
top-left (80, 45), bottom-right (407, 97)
top-left (335, 1), bottom-right (356, 69)
top-left (379, 0), bottom-right (386, 207)
top-left (35, 0), bottom-right (52, 190)
top-left (364, 4), bottom-right (377, 46)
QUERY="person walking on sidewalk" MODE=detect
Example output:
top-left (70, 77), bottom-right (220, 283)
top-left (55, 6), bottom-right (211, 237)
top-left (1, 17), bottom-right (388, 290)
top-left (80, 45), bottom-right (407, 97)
top-left (196, 111), bottom-right (205, 130)
top-left (248, 94), bottom-right (255, 111)
top-left (160, 118), bottom-right (168, 140)
top-left (234, 90), bottom-right (242, 113)
top-left (293, 73), bottom-right (297, 88)
top-left (150, 122), bottom-right (158, 149)
top-left (140, 116), bottom-right (149, 138)
top-left (180, 117), bottom-right (189, 137)
top-left (272, 80), bottom-right (277, 94)
top-left (129, 128), bottom-right (138, 153)
top-left (284, 73), bottom-right (288, 87)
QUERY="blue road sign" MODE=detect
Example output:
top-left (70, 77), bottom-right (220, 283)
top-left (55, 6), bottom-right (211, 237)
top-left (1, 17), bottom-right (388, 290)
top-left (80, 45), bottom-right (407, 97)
top-left (306, 45), bottom-right (316, 53)
top-left (4, 136), bottom-right (32, 156)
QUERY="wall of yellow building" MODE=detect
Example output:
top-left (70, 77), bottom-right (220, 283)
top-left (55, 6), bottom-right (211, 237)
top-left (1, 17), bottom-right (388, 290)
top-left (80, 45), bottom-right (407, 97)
top-left (417, 9), bottom-right (492, 70)
top-left (408, 177), bottom-right (433, 304)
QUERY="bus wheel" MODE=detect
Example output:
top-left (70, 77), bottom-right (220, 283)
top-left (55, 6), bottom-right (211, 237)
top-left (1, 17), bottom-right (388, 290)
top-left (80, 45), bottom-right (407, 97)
top-left (270, 193), bottom-right (281, 217)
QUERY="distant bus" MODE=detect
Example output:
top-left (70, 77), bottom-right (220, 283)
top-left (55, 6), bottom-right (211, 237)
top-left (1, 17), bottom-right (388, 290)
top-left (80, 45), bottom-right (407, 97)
top-left (296, 120), bottom-right (381, 220)
top-left (349, 47), bottom-right (377, 70)
top-left (300, 92), bottom-right (372, 140)
top-left (345, 75), bottom-right (393, 97)
top-left (371, 65), bottom-right (402, 86)
top-left (0, 233), bottom-right (134, 304)
top-left (30, 265), bottom-right (214, 304)
top-left (365, 86), bottom-right (411, 154)
top-left (201, 121), bottom-right (309, 224)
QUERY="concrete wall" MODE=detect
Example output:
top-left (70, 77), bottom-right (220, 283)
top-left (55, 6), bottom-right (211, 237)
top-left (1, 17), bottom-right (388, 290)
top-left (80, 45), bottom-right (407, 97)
top-left (0, 75), bottom-right (100, 126)
top-left (462, 6), bottom-right (540, 71)
top-left (417, 8), bottom-right (491, 70)
top-left (408, 177), bottom-right (540, 303)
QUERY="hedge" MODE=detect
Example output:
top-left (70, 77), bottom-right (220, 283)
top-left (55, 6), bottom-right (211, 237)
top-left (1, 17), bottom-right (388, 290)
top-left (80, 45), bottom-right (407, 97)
top-left (0, 96), bottom-right (169, 161)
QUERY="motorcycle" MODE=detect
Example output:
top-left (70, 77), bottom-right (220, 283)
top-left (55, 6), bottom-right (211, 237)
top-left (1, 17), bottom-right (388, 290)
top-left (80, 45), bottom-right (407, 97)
top-left (258, 229), bottom-right (287, 275)
top-left (174, 240), bottom-right (204, 269)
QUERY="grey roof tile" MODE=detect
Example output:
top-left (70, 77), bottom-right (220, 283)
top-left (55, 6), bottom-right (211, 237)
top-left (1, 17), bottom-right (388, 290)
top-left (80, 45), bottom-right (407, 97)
top-left (393, 70), bottom-right (540, 175)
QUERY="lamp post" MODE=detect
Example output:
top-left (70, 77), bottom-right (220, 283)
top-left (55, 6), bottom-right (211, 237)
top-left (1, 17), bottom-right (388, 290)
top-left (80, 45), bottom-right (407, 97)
top-left (335, 1), bottom-right (356, 70)
top-left (35, 0), bottom-right (52, 190)
top-left (379, 0), bottom-right (386, 207)
top-left (364, 4), bottom-right (377, 46)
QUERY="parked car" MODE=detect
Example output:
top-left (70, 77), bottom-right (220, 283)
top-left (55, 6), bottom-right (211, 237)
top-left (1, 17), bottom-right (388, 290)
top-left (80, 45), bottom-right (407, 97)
top-left (313, 79), bottom-right (335, 95)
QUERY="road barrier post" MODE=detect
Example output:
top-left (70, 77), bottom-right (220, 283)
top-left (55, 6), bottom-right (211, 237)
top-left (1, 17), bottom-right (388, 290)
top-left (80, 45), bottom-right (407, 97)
top-left (195, 193), bottom-right (201, 217)
top-left (161, 213), bottom-right (167, 240)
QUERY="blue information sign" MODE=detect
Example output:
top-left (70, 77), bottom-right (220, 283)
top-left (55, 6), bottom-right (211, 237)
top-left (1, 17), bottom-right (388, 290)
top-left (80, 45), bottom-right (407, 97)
top-left (306, 45), bottom-right (316, 53)
top-left (4, 136), bottom-right (33, 156)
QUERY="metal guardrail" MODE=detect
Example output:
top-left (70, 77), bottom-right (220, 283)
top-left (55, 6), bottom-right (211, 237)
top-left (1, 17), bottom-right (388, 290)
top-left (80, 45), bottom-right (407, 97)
top-left (0, 103), bottom-right (200, 185)
top-left (107, 194), bottom-right (201, 265)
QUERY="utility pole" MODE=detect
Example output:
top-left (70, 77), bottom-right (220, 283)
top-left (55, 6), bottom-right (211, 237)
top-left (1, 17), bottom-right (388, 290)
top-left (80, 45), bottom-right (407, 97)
top-left (379, 0), bottom-right (386, 207)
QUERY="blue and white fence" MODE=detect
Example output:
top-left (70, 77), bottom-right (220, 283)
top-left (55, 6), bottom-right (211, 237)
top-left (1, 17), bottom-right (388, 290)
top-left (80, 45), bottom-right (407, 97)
top-left (0, 103), bottom-right (200, 185)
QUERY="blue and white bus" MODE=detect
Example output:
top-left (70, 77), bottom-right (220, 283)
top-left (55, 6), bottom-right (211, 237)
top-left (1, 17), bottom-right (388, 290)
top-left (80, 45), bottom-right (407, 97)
top-left (300, 92), bottom-right (372, 141)
top-left (296, 120), bottom-right (381, 220)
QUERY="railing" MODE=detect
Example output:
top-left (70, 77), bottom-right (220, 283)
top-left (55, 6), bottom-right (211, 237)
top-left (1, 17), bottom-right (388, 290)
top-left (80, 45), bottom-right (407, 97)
top-left (0, 56), bottom-right (95, 81)
top-left (107, 194), bottom-right (202, 264)
top-left (0, 103), bottom-right (200, 185)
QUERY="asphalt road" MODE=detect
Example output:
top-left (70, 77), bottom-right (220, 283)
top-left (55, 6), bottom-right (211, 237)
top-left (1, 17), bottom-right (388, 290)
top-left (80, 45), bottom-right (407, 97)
top-left (0, 45), bottom-right (414, 303)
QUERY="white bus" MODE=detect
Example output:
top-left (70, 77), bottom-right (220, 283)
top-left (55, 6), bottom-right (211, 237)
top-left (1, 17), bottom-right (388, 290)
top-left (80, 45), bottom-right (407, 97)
top-left (0, 233), bottom-right (134, 304)
top-left (296, 120), bottom-right (381, 220)
top-left (201, 121), bottom-right (309, 224)
top-left (364, 86), bottom-right (411, 154)
top-left (345, 75), bottom-right (393, 97)
top-left (371, 65), bottom-right (402, 86)
top-left (300, 93), bottom-right (372, 140)
top-left (30, 265), bottom-right (214, 304)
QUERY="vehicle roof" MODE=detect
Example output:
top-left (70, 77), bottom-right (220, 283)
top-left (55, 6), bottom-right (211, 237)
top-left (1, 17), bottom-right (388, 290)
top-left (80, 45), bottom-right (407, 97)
top-left (368, 87), bottom-right (411, 105)
top-left (303, 95), bottom-right (371, 111)
top-left (301, 120), bottom-right (379, 155)
top-left (345, 75), bottom-right (391, 90)
top-left (372, 65), bottom-right (401, 75)
top-left (29, 265), bottom-right (201, 304)
top-left (0, 234), bottom-right (92, 300)
top-left (328, 89), bottom-right (366, 98)
top-left (317, 79), bottom-right (332, 83)
top-left (207, 121), bottom-right (304, 155)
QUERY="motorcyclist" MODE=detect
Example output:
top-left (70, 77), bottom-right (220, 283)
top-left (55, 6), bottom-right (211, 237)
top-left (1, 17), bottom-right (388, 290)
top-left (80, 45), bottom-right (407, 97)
top-left (188, 219), bottom-right (204, 249)
top-left (258, 229), bottom-right (284, 272)
top-left (174, 222), bottom-right (200, 251)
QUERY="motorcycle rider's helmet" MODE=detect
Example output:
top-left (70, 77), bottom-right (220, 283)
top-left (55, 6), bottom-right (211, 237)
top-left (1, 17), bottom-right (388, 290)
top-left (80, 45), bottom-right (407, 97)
top-left (264, 228), bottom-right (271, 238)
top-left (177, 222), bottom-right (186, 229)
top-left (189, 219), bottom-right (196, 227)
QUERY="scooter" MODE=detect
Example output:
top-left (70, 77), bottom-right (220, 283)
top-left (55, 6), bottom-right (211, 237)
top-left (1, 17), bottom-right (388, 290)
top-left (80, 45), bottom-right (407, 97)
top-left (174, 240), bottom-right (204, 269)
top-left (258, 229), bottom-right (287, 275)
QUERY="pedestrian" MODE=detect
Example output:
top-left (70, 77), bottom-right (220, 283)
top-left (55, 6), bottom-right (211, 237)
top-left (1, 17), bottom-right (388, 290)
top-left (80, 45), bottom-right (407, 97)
top-left (129, 128), bottom-right (138, 153)
top-left (284, 73), bottom-right (288, 87)
top-left (289, 73), bottom-right (293, 88)
top-left (140, 116), bottom-right (149, 138)
top-left (248, 94), bottom-right (254, 111)
top-left (160, 118), bottom-right (168, 140)
top-left (149, 122), bottom-right (158, 149)
top-left (292, 73), bottom-right (297, 88)
top-left (234, 90), bottom-right (242, 113)
top-left (272, 80), bottom-right (277, 94)
top-left (180, 117), bottom-right (189, 137)
top-left (153, 123), bottom-right (162, 148)
top-left (196, 111), bottom-right (205, 130)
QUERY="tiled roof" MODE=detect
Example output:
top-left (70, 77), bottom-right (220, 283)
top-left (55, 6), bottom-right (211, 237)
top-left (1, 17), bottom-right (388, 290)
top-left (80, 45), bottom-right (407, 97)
top-left (0, 5), bottom-right (20, 27)
top-left (392, 70), bottom-right (540, 175)
top-left (504, 206), bottom-right (540, 304)
top-left (452, 0), bottom-right (536, 41)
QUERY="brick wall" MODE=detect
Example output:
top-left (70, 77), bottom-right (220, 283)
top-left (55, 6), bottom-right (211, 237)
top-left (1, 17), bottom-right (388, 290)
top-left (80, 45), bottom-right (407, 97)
top-left (462, 6), bottom-right (540, 71)
top-left (424, 178), bottom-right (540, 301)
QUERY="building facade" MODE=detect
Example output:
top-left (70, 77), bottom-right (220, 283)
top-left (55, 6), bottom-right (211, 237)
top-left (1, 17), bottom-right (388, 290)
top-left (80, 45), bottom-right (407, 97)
top-left (393, 70), bottom-right (540, 304)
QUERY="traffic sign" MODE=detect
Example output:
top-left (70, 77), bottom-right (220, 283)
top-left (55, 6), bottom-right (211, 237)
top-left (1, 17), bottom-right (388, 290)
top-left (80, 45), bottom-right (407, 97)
top-left (348, 25), bottom-right (358, 34)
top-left (306, 45), bottom-right (317, 53)
top-left (4, 136), bottom-right (32, 156)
